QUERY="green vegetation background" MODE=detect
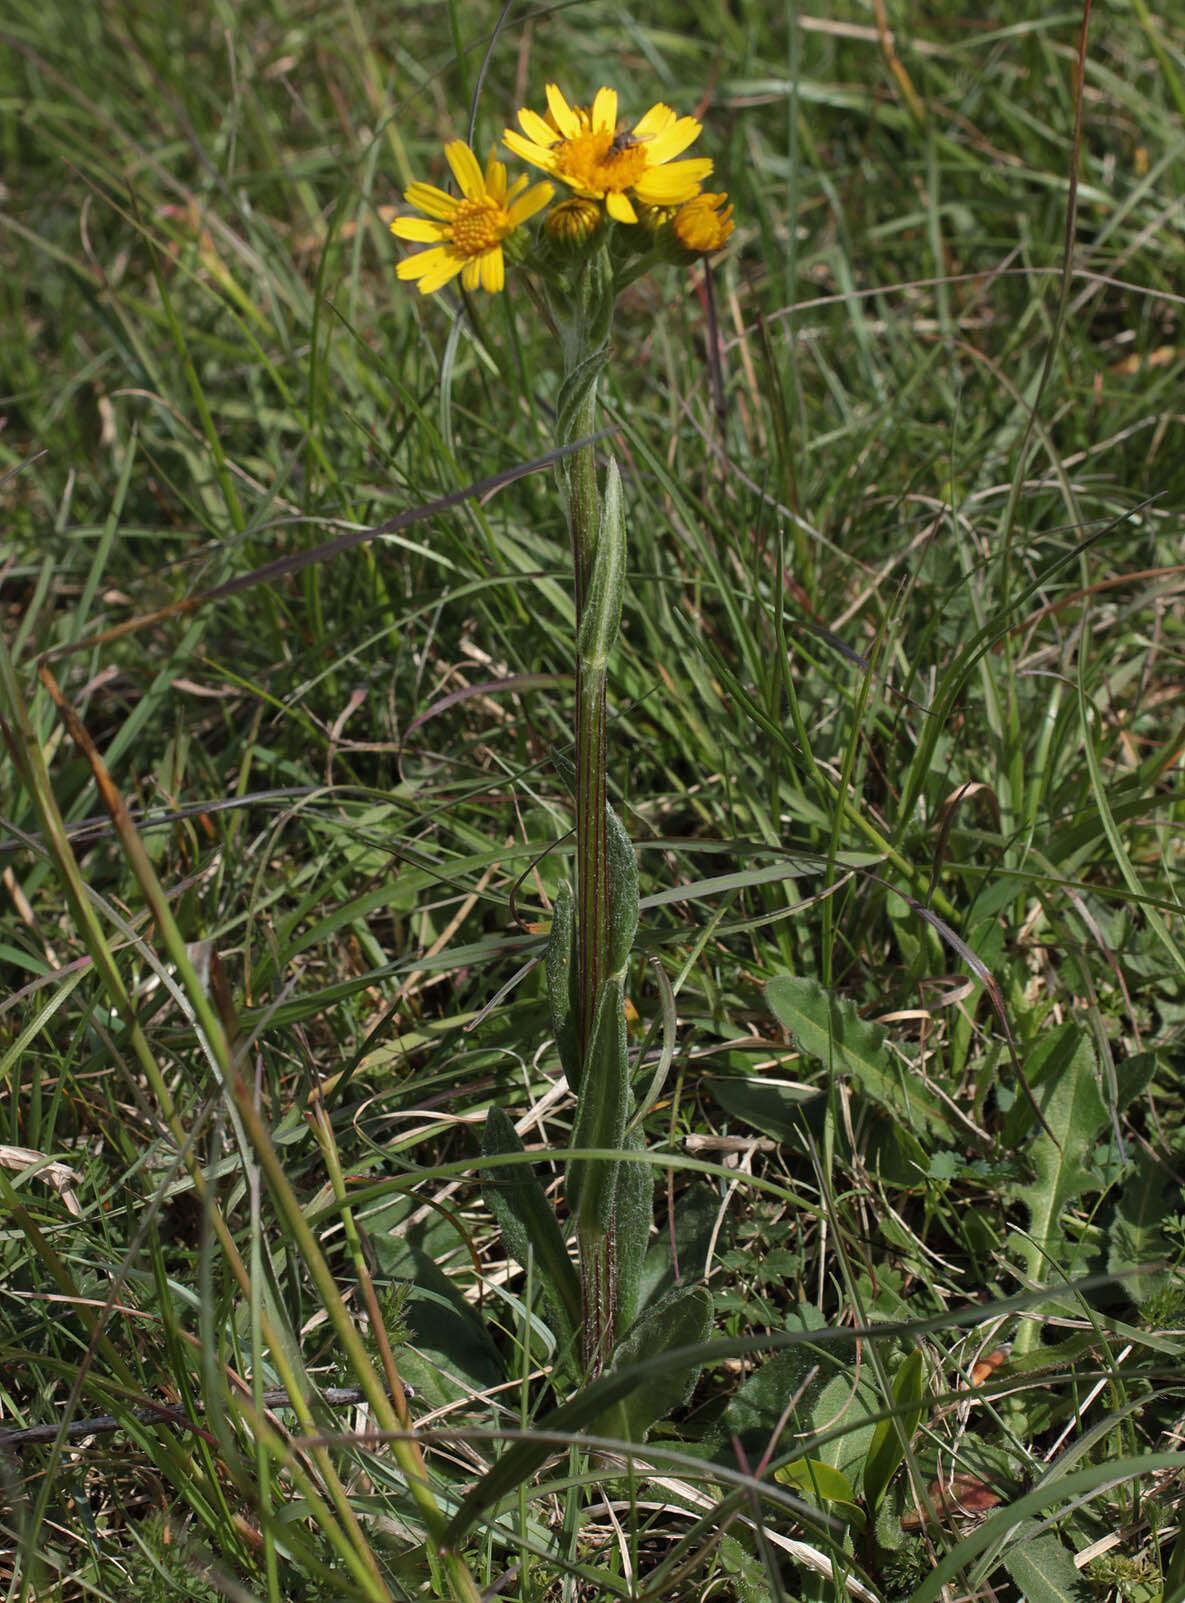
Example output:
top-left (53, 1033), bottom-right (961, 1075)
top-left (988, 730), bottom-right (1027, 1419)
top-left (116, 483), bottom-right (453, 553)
top-left (3, 2), bottom-right (1185, 1600)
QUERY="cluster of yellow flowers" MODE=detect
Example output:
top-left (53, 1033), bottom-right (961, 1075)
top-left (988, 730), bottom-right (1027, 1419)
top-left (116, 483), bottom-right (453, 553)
top-left (391, 84), bottom-right (734, 296)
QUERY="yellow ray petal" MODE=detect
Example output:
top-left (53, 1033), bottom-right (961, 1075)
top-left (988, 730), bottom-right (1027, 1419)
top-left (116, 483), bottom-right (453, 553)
top-left (646, 116), bottom-right (704, 163)
top-left (390, 216), bottom-right (450, 243)
top-left (503, 128), bottom-right (556, 171)
top-left (634, 157), bottom-right (713, 204)
top-left (591, 86), bottom-right (618, 132)
top-left (545, 83), bottom-right (580, 137)
top-left (397, 245), bottom-right (460, 289)
top-left (606, 189), bottom-right (638, 223)
top-left (508, 179), bottom-right (555, 225)
top-left (403, 182), bottom-right (458, 220)
top-left (445, 140), bottom-right (485, 198)
top-left (634, 102), bottom-right (677, 139)
top-left (418, 252), bottom-right (467, 293)
top-left (480, 247), bottom-right (505, 292)
top-left (517, 107), bottom-right (557, 146)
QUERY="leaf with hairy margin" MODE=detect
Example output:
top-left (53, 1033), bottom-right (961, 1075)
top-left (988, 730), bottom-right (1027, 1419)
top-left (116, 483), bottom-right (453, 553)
top-left (545, 878), bottom-right (581, 1091)
top-left (481, 1106), bottom-right (581, 1355)
top-left (605, 797), bottom-right (638, 980)
top-left (605, 1284), bottom-right (713, 1442)
top-left (614, 1127), bottom-right (653, 1336)
top-left (568, 978), bottom-right (628, 1234)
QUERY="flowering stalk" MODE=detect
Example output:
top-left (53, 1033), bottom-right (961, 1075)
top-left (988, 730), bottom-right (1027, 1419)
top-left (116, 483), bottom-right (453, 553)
top-left (570, 440), bottom-right (630, 1373)
top-left (553, 247), bottom-right (615, 1048)
top-left (392, 84), bottom-right (732, 1385)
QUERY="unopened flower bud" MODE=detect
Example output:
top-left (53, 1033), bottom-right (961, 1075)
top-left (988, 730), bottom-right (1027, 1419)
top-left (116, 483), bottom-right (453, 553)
top-left (545, 196), bottom-right (605, 248)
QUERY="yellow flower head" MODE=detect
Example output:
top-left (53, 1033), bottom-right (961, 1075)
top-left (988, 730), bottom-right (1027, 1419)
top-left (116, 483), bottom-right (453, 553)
top-left (504, 84), bottom-right (712, 225)
top-left (391, 140), bottom-right (554, 294)
top-left (672, 191), bottom-right (735, 256)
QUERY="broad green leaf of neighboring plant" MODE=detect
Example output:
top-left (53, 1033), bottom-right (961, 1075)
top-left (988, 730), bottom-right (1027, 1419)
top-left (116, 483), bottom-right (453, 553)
top-left (1108, 1146), bottom-right (1177, 1306)
top-left (1007, 1022), bottom-right (1111, 1352)
top-left (481, 1105), bottom-right (581, 1355)
top-left (706, 1075), bottom-right (821, 1144)
top-left (716, 1305), bottom-right (883, 1485)
top-left (765, 974), bottom-right (957, 1137)
top-left (862, 1348), bottom-right (926, 1512)
top-left (636, 1181), bottom-right (721, 1311)
top-left (1002, 1523), bottom-right (1095, 1603)
top-left (774, 1457), bottom-right (865, 1529)
top-left (446, 1315), bottom-right (729, 1548)
top-left (718, 1533), bottom-right (775, 1603)
top-left (368, 1215), bottom-right (504, 1411)
top-left (1000, 1012), bottom-right (1104, 1148)
top-left (1111, 1051), bottom-right (1159, 1115)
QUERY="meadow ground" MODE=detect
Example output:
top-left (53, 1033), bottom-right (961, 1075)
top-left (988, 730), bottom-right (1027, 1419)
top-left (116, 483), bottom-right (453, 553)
top-left (3, 3), bottom-right (1185, 1600)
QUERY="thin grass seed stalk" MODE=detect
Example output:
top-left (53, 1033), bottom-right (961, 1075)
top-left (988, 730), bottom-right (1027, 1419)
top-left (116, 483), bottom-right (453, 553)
top-left (392, 82), bottom-right (732, 1379)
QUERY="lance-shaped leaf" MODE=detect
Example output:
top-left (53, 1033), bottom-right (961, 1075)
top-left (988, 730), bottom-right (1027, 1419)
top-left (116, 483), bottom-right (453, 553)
top-left (551, 746), bottom-right (578, 796)
top-left (567, 977), bottom-right (629, 1235)
top-left (577, 455), bottom-right (626, 674)
top-left (1007, 1022), bottom-right (1109, 1355)
top-left (557, 345), bottom-right (613, 450)
top-left (545, 878), bottom-right (581, 1092)
top-left (775, 1459), bottom-right (865, 1529)
top-left (614, 1128), bottom-right (653, 1337)
top-left (862, 1348), bottom-right (926, 1512)
top-left (481, 1107), bottom-right (581, 1355)
top-left (606, 799), bottom-right (638, 981)
top-left (606, 1284), bottom-right (714, 1442)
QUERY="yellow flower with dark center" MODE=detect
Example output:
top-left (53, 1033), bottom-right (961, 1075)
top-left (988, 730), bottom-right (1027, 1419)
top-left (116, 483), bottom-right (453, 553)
top-left (504, 84), bottom-right (712, 225)
top-left (391, 140), bottom-right (553, 294)
top-left (672, 191), bottom-right (734, 255)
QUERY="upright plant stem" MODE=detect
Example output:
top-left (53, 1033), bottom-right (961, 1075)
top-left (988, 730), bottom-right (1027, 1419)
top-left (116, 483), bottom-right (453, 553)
top-left (569, 384), bottom-right (615, 1374)
top-left (575, 658), bottom-right (609, 1056)
top-left (558, 274), bottom-right (620, 1372)
top-left (566, 371), bottom-right (608, 1049)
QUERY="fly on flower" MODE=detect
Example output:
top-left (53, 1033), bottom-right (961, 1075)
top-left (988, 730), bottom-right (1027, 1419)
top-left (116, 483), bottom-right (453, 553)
top-left (504, 85), bottom-right (712, 225)
top-left (390, 140), bottom-right (553, 294)
top-left (606, 122), bottom-right (641, 158)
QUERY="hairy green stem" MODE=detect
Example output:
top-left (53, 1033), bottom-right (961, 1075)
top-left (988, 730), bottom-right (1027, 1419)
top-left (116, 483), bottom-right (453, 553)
top-left (577, 1221), bottom-right (617, 1376)
top-left (571, 454), bottom-right (615, 1375)
top-left (558, 262), bottom-right (623, 1375)
top-left (576, 661), bottom-right (610, 1057)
